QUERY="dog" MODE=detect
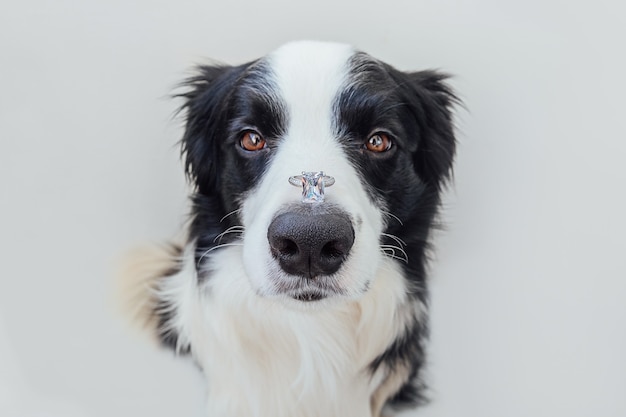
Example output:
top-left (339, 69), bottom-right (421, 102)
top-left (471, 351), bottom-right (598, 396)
top-left (121, 40), bottom-right (457, 417)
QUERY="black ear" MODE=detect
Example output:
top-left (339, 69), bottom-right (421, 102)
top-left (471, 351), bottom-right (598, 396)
top-left (177, 64), bottom-right (247, 195)
top-left (400, 70), bottom-right (458, 190)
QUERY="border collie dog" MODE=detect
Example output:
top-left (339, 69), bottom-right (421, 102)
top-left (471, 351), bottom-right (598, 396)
top-left (124, 41), bottom-right (457, 417)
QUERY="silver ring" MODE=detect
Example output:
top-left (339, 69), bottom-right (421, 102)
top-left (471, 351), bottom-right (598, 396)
top-left (288, 172), bottom-right (335, 187)
top-left (288, 171), bottom-right (335, 203)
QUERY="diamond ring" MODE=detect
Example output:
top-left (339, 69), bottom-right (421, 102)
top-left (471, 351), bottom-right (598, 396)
top-left (288, 171), bottom-right (335, 203)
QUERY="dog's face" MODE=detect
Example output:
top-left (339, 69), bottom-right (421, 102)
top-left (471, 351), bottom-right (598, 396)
top-left (180, 41), bottom-right (456, 307)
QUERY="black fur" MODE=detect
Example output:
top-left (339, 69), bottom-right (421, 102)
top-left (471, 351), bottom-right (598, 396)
top-left (177, 60), bottom-right (287, 269)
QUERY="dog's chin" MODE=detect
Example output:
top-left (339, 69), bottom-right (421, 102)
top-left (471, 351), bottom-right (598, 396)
top-left (257, 275), bottom-right (353, 311)
top-left (247, 263), bottom-right (370, 310)
top-left (269, 291), bottom-right (344, 311)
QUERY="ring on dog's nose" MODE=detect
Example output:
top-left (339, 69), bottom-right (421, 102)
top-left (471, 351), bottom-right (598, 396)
top-left (288, 171), bottom-right (335, 203)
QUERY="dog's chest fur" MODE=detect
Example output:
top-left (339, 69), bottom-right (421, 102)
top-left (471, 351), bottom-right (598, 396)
top-left (159, 246), bottom-right (419, 417)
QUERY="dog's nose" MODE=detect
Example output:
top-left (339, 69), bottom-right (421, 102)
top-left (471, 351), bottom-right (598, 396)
top-left (267, 211), bottom-right (354, 279)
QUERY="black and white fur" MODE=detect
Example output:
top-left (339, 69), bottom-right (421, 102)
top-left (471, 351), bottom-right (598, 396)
top-left (123, 41), bottom-right (457, 417)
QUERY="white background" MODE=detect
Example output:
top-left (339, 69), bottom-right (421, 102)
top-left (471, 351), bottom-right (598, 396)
top-left (1, 1), bottom-right (625, 416)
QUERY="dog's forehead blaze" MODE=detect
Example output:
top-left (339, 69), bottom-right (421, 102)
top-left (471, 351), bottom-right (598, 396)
top-left (268, 40), bottom-right (355, 94)
top-left (238, 41), bottom-right (357, 181)
top-left (267, 41), bottom-right (354, 132)
top-left (264, 42), bottom-right (393, 148)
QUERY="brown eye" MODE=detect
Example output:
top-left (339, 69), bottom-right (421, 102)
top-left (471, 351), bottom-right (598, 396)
top-left (365, 133), bottom-right (392, 153)
top-left (240, 131), bottom-right (266, 151)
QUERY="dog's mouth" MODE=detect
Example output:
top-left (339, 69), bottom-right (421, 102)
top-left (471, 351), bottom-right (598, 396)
top-left (292, 291), bottom-right (326, 302)
top-left (271, 273), bottom-right (345, 303)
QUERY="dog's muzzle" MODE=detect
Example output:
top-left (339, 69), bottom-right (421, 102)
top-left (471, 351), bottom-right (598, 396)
top-left (267, 206), bottom-right (354, 280)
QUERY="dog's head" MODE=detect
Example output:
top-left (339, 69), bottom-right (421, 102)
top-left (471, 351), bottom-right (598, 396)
top-left (179, 41), bottom-right (456, 306)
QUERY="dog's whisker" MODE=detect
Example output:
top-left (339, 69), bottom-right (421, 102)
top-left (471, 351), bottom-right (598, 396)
top-left (380, 244), bottom-right (409, 263)
top-left (380, 252), bottom-right (409, 264)
top-left (381, 232), bottom-right (407, 247)
top-left (220, 209), bottom-right (243, 223)
top-left (213, 226), bottom-right (246, 243)
top-left (197, 242), bottom-right (244, 266)
top-left (381, 210), bottom-right (404, 226)
top-left (215, 231), bottom-right (244, 245)
top-left (380, 250), bottom-right (402, 264)
top-left (379, 251), bottom-right (406, 264)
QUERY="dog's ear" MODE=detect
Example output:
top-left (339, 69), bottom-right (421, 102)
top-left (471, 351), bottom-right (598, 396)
top-left (397, 70), bottom-right (458, 190)
top-left (177, 64), bottom-right (246, 194)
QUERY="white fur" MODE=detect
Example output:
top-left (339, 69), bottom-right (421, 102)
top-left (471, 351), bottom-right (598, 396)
top-left (159, 245), bottom-right (417, 417)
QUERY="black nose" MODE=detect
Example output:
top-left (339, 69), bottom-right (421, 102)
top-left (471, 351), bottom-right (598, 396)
top-left (267, 211), bottom-right (354, 279)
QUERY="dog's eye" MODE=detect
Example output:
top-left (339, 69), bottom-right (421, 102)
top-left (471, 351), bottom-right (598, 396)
top-left (365, 133), bottom-right (392, 153)
top-left (240, 131), bottom-right (266, 151)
